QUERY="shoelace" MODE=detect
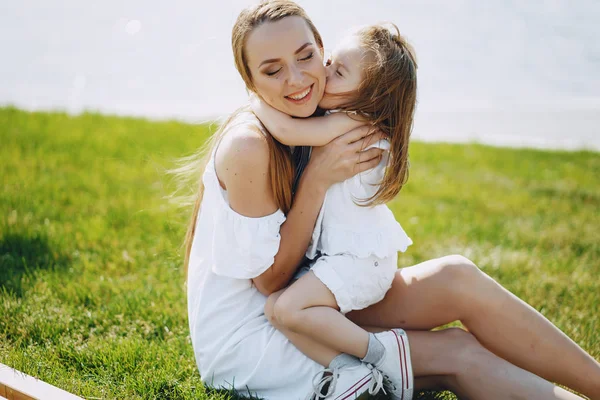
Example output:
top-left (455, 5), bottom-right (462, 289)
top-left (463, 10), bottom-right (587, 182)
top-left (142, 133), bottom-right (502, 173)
top-left (306, 368), bottom-right (338, 400)
top-left (366, 364), bottom-right (386, 395)
top-left (306, 364), bottom-right (386, 400)
top-left (374, 365), bottom-right (399, 392)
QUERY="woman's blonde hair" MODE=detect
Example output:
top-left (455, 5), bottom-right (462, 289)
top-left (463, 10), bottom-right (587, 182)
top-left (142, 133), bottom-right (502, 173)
top-left (335, 23), bottom-right (418, 205)
top-left (178, 1), bottom-right (324, 274)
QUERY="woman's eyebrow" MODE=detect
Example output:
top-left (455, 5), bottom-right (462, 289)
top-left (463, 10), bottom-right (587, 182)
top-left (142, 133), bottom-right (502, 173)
top-left (259, 42), bottom-right (314, 67)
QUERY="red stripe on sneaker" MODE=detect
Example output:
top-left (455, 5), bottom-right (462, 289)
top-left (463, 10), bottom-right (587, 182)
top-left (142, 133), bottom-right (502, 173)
top-left (392, 330), bottom-right (406, 399)
top-left (399, 332), bottom-right (409, 390)
top-left (339, 376), bottom-right (372, 400)
top-left (334, 374), bottom-right (371, 400)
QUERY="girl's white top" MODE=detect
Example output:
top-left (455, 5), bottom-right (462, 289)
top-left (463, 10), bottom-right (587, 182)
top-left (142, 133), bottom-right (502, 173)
top-left (306, 131), bottom-right (412, 260)
top-left (187, 112), bottom-right (322, 400)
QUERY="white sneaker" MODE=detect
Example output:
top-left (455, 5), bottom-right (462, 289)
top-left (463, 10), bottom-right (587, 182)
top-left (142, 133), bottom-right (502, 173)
top-left (373, 329), bottom-right (414, 400)
top-left (307, 362), bottom-right (384, 400)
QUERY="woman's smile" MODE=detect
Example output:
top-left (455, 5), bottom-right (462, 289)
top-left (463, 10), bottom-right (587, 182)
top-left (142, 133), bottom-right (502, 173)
top-left (285, 84), bottom-right (314, 104)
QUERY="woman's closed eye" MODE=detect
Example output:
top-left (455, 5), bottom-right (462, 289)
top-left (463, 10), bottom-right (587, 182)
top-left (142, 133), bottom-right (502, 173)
top-left (300, 52), bottom-right (313, 61)
top-left (265, 53), bottom-right (313, 77)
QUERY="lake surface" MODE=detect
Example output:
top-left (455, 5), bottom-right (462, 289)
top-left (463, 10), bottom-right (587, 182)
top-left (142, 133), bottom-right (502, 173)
top-left (1, 0), bottom-right (599, 150)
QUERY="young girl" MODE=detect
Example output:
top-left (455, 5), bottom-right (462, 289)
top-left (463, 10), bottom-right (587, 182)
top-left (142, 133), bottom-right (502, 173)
top-left (251, 23), bottom-right (417, 400)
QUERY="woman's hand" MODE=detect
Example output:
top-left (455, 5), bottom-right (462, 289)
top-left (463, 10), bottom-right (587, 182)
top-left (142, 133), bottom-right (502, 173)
top-left (305, 125), bottom-right (386, 189)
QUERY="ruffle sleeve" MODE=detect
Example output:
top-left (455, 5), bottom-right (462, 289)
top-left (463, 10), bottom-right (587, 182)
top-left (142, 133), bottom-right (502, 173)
top-left (198, 148), bottom-right (288, 280)
top-left (211, 204), bottom-right (286, 279)
top-left (319, 217), bottom-right (413, 259)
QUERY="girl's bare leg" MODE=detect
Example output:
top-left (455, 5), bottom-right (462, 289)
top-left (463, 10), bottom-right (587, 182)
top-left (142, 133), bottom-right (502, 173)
top-left (347, 255), bottom-right (600, 398)
top-left (264, 289), bottom-right (341, 367)
top-left (269, 272), bottom-right (370, 359)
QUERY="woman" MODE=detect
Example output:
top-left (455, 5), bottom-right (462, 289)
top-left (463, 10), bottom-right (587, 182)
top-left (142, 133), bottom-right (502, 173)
top-left (184, 1), bottom-right (600, 399)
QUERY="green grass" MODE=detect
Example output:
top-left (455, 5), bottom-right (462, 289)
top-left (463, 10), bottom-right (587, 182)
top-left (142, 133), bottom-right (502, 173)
top-left (0, 106), bottom-right (598, 399)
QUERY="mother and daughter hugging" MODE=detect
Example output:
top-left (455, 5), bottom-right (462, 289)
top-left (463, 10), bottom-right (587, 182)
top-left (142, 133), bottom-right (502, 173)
top-left (181, 1), bottom-right (600, 399)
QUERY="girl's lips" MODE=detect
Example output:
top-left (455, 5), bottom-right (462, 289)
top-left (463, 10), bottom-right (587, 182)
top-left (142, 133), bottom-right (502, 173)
top-left (285, 84), bottom-right (314, 105)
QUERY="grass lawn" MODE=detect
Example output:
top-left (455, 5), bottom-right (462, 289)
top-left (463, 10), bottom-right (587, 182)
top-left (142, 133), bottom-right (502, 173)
top-left (1, 106), bottom-right (598, 399)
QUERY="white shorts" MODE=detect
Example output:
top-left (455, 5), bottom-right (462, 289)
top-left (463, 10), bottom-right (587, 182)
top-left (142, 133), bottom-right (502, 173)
top-left (309, 253), bottom-right (398, 314)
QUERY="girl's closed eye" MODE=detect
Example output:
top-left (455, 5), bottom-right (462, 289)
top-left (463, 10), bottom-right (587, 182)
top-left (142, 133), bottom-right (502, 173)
top-left (319, 35), bottom-right (369, 109)
top-left (325, 56), bottom-right (343, 77)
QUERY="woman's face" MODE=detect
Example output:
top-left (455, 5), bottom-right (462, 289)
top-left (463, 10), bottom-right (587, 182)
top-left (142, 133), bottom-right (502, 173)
top-left (245, 17), bottom-right (326, 117)
top-left (319, 35), bottom-right (366, 110)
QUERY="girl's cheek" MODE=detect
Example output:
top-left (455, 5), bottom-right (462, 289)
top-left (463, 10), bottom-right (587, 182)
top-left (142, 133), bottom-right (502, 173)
top-left (324, 78), bottom-right (337, 94)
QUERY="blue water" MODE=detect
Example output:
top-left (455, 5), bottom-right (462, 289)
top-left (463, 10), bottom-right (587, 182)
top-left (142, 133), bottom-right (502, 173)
top-left (1, 0), bottom-right (599, 150)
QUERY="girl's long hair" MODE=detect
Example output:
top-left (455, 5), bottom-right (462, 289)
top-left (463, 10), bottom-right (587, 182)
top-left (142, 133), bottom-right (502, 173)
top-left (336, 23), bottom-right (418, 206)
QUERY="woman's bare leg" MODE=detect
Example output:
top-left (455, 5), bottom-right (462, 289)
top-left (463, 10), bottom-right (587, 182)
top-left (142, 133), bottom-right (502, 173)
top-left (407, 328), bottom-right (585, 400)
top-left (347, 255), bottom-right (600, 398)
top-left (263, 299), bottom-right (587, 400)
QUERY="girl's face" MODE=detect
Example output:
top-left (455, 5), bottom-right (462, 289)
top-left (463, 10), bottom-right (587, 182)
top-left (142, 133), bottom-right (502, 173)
top-left (245, 17), bottom-right (326, 118)
top-left (319, 35), bottom-right (368, 110)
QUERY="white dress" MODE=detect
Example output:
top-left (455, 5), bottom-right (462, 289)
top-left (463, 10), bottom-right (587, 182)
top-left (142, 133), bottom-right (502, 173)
top-left (305, 137), bottom-right (413, 314)
top-left (307, 138), bottom-right (412, 259)
top-left (187, 115), bottom-right (322, 400)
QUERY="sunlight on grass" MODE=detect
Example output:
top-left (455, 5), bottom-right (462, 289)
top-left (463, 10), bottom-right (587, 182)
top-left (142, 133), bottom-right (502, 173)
top-left (1, 107), bottom-right (598, 399)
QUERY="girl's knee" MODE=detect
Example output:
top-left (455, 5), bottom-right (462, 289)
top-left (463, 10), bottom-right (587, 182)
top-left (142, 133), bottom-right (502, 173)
top-left (264, 290), bottom-right (285, 327)
top-left (272, 292), bottom-right (302, 330)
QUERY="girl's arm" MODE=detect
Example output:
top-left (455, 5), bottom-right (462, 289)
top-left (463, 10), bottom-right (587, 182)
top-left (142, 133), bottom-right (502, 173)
top-left (250, 94), bottom-right (365, 146)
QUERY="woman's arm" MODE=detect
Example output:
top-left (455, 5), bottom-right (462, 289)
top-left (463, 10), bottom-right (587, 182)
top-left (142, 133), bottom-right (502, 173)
top-left (215, 128), bottom-right (324, 294)
top-left (217, 124), bottom-right (386, 295)
top-left (250, 94), bottom-right (364, 147)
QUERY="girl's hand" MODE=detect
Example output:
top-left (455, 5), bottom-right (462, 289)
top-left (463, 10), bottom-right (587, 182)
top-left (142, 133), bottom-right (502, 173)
top-left (306, 125), bottom-right (386, 189)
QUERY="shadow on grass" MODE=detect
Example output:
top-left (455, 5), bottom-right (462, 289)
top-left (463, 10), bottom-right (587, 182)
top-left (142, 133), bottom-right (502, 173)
top-left (0, 231), bottom-right (70, 297)
top-left (205, 386), bottom-right (454, 400)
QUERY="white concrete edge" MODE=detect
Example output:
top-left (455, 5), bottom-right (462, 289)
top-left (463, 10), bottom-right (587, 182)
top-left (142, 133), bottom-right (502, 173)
top-left (0, 363), bottom-right (83, 400)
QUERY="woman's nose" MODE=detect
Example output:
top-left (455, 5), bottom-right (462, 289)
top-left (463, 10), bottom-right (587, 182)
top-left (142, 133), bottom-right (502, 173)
top-left (287, 65), bottom-right (304, 87)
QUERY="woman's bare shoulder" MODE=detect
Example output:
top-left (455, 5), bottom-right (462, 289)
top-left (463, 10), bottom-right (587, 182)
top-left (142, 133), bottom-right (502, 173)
top-left (215, 112), bottom-right (270, 188)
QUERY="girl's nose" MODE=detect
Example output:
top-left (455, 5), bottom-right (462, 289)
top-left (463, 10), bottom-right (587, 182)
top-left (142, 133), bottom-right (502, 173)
top-left (324, 64), bottom-right (334, 79)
